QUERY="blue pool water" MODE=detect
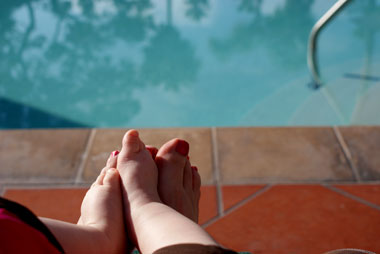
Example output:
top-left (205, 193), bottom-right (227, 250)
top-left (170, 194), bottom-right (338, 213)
top-left (1, 0), bottom-right (379, 129)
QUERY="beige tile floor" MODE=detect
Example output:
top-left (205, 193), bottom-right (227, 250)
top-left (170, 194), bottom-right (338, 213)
top-left (1, 126), bottom-right (379, 187)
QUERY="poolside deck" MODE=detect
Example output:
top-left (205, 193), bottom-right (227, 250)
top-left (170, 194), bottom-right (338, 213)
top-left (1, 126), bottom-right (380, 253)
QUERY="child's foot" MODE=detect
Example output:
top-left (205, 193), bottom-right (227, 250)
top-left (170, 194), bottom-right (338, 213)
top-left (117, 130), bottom-right (161, 209)
top-left (155, 139), bottom-right (201, 222)
top-left (117, 130), bottom-right (217, 253)
top-left (116, 130), bottom-right (163, 248)
top-left (77, 151), bottom-right (126, 253)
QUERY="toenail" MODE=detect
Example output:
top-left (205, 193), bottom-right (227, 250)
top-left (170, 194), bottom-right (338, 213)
top-left (107, 168), bottom-right (117, 174)
top-left (191, 166), bottom-right (198, 172)
top-left (128, 129), bottom-right (139, 137)
top-left (147, 147), bottom-right (158, 158)
top-left (111, 150), bottom-right (120, 157)
top-left (175, 140), bottom-right (189, 156)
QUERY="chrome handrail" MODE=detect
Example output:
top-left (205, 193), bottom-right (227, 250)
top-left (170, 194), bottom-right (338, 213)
top-left (307, 0), bottom-right (352, 89)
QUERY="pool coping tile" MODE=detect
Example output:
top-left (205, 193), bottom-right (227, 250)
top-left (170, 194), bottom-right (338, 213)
top-left (80, 128), bottom-right (215, 185)
top-left (337, 126), bottom-right (380, 181)
top-left (0, 129), bottom-right (91, 184)
top-left (1, 126), bottom-right (380, 186)
top-left (215, 127), bottom-right (354, 184)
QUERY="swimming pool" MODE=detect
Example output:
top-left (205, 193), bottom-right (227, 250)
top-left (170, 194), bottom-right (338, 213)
top-left (1, 0), bottom-right (379, 129)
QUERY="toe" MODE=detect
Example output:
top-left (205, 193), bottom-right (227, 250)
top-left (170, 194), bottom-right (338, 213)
top-left (146, 146), bottom-right (158, 159)
top-left (103, 168), bottom-right (120, 188)
top-left (156, 139), bottom-right (189, 193)
top-left (192, 167), bottom-right (201, 222)
top-left (95, 151), bottom-right (119, 186)
top-left (119, 130), bottom-right (145, 163)
top-left (123, 129), bottom-right (144, 153)
top-left (183, 160), bottom-right (193, 192)
top-left (95, 166), bottom-right (108, 186)
top-left (192, 166), bottom-right (201, 199)
top-left (107, 150), bottom-right (119, 168)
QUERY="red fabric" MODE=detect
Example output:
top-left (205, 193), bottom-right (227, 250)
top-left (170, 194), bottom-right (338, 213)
top-left (0, 208), bottom-right (60, 254)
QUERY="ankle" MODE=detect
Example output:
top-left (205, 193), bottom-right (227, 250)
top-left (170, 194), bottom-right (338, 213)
top-left (84, 225), bottom-right (125, 253)
top-left (126, 190), bottom-right (161, 210)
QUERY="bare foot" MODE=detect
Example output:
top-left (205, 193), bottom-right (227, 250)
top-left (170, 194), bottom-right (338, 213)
top-left (155, 139), bottom-right (201, 222)
top-left (116, 130), bottom-right (161, 242)
top-left (116, 130), bottom-right (161, 208)
top-left (117, 130), bottom-right (217, 253)
top-left (77, 151), bottom-right (126, 253)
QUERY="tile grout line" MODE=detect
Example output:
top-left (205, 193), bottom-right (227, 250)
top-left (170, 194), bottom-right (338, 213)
top-left (1, 182), bottom-right (91, 190)
top-left (333, 126), bottom-right (361, 182)
top-left (223, 184), bottom-right (273, 216)
top-left (211, 127), bottom-right (224, 216)
top-left (75, 129), bottom-right (97, 184)
top-left (202, 184), bottom-right (273, 228)
top-left (201, 214), bottom-right (222, 228)
top-left (323, 184), bottom-right (380, 211)
top-left (218, 179), bottom-right (380, 185)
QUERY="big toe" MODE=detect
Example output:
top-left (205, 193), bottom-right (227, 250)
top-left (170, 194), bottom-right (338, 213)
top-left (156, 139), bottom-right (189, 196)
top-left (118, 130), bottom-right (145, 162)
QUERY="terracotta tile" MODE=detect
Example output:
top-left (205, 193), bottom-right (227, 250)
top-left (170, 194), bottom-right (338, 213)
top-left (206, 185), bottom-right (380, 254)
top-left (0, 129), bottom-right (90, 183)
top-left (216, 127), bottom-right (353, 184)
top-left (199, 186), bottom-right (218, 225)
top-left (339, 126), bottom-right (380, 180)
top-left (3, 186), bottom-right (217, 226)
top-left (334, 184), bottom-right (380, 206)
top-left (222, 185), bottom-right (265, 211)
top-left (3, 188), bottom-right (88, 223)
top-left (82, 128), bottom-right (214, 184)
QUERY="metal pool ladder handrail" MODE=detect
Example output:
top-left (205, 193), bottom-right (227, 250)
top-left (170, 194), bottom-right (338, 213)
top-left (307, 0), bottom-right (352, 89)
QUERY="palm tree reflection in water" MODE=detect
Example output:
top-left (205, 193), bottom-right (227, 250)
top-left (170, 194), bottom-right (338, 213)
top-left (0, 0), bottom-right (204, 128)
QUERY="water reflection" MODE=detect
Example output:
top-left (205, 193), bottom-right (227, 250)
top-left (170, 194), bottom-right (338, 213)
top-left (141, 24), bottom-right (200, 90)
top-left (1, 0), bottom-right (378, 128)
top-left (345, 0), bottom-right (380, 124)
top-left (185, 0), bottom-right (209, 21)
top-left (0, 0), bottom-right (201, 128)
top-left (348, 0), bottom-right (380, 74)
top-left (210, 0), bottom-right (314, 70)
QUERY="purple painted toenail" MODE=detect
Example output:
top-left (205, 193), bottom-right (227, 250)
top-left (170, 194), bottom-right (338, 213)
top-left (175, 140), bottom-right (189, 156)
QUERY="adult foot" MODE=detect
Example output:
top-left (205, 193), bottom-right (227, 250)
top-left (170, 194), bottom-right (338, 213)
top-left (77, 151), bottom-right (126, 253)
top-left (155, 139), bottom-right (201, 222)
